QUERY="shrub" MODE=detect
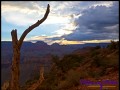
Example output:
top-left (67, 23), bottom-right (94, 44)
top-left (88, 68), bottom-right (103, 78)
top-left (57, 69), bottom-right (80, 89)
top-left (94, 45), bottom-right (101, 50)
top-left (92, 52), bottom-right (119, 68)
top-left (57, 69), bottom-right (89, 89)
top-left (58, 54), bottom-right (84, 72)
top-left (51, 55), bottom-right (59, 65)
top-left (92, 55), bottom-right (104, 67)
top-left (107, 40), bottom-right (119, 50)
top-left (91, 50), bottom-right (100, 57)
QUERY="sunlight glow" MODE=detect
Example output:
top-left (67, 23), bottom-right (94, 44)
top-left (44, 15), bottom-right (71, 25)
top-left (81, 39), bottom-right (119, 43)
top-left (54, 22), bottom-right (77, 36)
top-left (60, 40), bottom-right (84, 45)
top-left (2, 1), bottom-right (118, 45)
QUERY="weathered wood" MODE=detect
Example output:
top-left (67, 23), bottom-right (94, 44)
top-left (39, 65), bottom-right (44, 82)
top-left (18, 4), bottom-right (50, 49)
top-left (1, 81), bottom-right (10, 90)
top-left (27, 65), bottom-right (44, 90)
top-left (10, 4), bottom-right (50, 90)
top-left (10, 30), bottom-right (20, 90)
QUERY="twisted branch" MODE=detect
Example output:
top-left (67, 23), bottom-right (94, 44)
top-left (18, 4), bottom-right (50, 49)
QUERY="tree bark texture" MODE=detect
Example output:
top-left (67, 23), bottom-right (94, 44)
top-left (10, 30), bottom-right (20, 90)
top-left (10, 4), bottom-right (50, 90)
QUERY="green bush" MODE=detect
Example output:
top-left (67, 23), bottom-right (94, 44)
top-left (57, 69), bottom-right (89, 89)
top-left (57, 69), bottom-right (81, 89)
top-left (92, 52), bottom-right (119, 68)
top-left (58, 54), bottom-right (84, 72)
top-left (91, 50), bottom-right (100, 57)
top-left (92, 55), bottom-right (104, 67)
top-left (88, 68), bottom-right (103, 78)
top-left (107, 40), bottom-right (119, 50)
top-left (95, 45), bottom-right (101, 49)
top-left (51, 55), bottom-right (59, 65)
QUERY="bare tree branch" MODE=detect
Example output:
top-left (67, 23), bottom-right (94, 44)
top-left (27, 65), bottom-right (44, 90)
top-left (18, 4), bottom-right (50, 49)
top-left (10, 4), bottom-right (50, 90)
top-left (11, 29), bottom-right (18, 43)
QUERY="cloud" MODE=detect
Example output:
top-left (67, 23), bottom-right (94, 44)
top-left (26, 35), bottom-right (119, 45)
top-left (1, 1), bottom-right (74, 26)
top-left (81, 39), bottom-right (118, 43)
top-left (1, 1), bottom-right (114, 27)
top-left (25, 1), bottom-right (119, 45)
top-left (25, 35), bottom-right (84, 45)
top-left (63, 1), bottom-right (119, 41)
top-left (2, 1), bottom-right (118, 44)
top-left (52, 22), bottom-right (77, 36)
top-left (79, 1), bottom-right (113, 8)
top-left (1, 1), bottom-right (48, 26)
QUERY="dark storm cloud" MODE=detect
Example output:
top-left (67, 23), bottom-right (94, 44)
top-left (64, 1), bottom-right (119, 41)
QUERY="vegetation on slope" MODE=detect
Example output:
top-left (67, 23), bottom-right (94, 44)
top-left (22, 41), bottom-right (119, 90)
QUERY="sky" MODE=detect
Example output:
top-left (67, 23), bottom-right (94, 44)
top-left (1, 1), bottom-right (119, 45)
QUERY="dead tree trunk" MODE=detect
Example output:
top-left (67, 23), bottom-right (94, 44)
top-left (39, 65), bottom-right (44, 83)
top-left (27, 65), bottom-right (44, 90)
top-left (10, 30), bottom-right (20, 90)
top-left (10, 4), bottom-right (50, 90)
